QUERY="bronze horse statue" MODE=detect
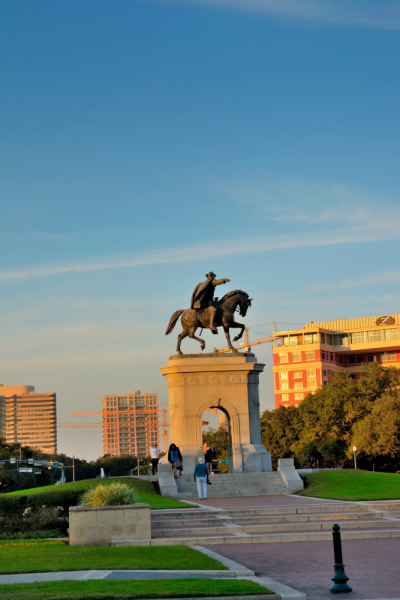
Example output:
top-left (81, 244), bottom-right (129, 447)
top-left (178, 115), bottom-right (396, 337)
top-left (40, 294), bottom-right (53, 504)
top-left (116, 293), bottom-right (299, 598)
top-left (165, 290), bottom-right (252, 354)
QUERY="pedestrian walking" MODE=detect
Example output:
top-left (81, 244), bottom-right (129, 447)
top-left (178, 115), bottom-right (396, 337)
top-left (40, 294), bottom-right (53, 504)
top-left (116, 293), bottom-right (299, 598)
top-left (204, 446), bottom-right (213, 474)
top-left (194, 457), bottom-right (209, 500)
top-left (168, 443), bottom-right (183, 479)
top-left (150, 444), bottom-right (161, 475)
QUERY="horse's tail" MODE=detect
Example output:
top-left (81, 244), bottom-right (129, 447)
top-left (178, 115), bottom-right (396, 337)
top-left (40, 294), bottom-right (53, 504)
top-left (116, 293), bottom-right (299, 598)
top-left (165, 310), bottom-right (184, 335)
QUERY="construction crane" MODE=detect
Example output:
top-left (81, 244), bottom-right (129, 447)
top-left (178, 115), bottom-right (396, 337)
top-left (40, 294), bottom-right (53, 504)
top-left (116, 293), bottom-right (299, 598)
top-left (218, 327), bottom-right (274, 353)
top-left (59, 408), bottom-right (170, 453)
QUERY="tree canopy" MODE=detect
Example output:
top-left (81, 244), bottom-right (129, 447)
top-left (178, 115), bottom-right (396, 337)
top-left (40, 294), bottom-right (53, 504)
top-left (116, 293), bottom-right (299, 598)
top-left (261, 363), bottom-right (400, 471)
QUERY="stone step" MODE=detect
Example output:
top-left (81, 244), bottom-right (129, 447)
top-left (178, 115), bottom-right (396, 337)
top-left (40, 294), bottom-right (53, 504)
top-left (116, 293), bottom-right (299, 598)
top-left (150, 528), bottom-right (400, 546)
top-left (151, 509), bottom-right (400, 529)
top-left (176, 490), bottom-right (290, 499)
top-left (151, 518), bottom-right (399, 538)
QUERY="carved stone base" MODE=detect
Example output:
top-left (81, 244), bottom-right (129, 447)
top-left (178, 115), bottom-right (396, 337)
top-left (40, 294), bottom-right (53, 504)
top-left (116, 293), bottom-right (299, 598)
top-left (160, 352), bottom-right (271, 474)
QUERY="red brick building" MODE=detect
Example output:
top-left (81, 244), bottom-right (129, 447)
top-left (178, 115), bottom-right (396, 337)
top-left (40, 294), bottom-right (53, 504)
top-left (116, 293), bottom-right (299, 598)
top-left (272, 314), bottom-right (400, 408)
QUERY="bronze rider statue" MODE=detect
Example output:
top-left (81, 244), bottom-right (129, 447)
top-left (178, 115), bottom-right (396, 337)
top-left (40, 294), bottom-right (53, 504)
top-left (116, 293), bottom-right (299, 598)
top-left (190, 272), bottom-right (230, 334)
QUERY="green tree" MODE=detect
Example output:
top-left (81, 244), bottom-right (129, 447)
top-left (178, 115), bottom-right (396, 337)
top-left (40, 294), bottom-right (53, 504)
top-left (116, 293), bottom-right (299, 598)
top-left (261, 405), bottom-right (301, 468)
top-left (350, 393), bottom-right (400, 463)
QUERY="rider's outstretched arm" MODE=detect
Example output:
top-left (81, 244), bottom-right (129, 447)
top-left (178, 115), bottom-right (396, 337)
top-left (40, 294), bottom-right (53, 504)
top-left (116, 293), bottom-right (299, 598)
top-left (213, 278), bottom-right (230, 287)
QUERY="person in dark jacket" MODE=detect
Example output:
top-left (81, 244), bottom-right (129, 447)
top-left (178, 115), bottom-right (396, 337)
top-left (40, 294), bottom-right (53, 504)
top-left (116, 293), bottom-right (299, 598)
top-left (168, 443), bottom-right (183, 479)
top-left (204, 447), bottom-right (213, 474)
top-left (194, 457), bottom-right (209, 500)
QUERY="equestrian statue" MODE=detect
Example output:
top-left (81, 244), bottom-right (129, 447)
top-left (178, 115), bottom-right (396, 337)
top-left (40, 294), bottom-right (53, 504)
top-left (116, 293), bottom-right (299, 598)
top-left (165, 272), bottom-right (252, 354)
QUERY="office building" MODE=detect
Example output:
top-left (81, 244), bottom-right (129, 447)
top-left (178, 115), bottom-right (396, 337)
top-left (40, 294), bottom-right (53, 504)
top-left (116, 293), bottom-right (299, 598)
top-left (0, 385), bottom-right (57, 453)
top-left (103, 391), bottom-right (159, 457)
top-left (272, 314), bottom-right (400, 408)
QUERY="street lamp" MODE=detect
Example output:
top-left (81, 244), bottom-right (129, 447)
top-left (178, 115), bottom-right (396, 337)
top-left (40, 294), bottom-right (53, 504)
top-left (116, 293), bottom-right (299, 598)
top-left (353, 446), bottom-right (357, 470)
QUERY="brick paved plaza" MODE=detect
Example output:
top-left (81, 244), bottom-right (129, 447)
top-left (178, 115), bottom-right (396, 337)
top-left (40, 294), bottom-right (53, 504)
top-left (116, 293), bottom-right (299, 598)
top-left (208, 535), bottom-right (400, 599)
top-left (198, 496), bottom-right (400, 599)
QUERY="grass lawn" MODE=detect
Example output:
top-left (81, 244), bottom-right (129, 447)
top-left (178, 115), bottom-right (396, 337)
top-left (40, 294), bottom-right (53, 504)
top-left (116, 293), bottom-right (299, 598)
top-left (0, 578), bottom-right (271, 600)
top-left (298, 469), bottom-right (400, 501)
top-left (6, 478), bottom-right (192, 510)
top-left (0, 541), bottom-right (227, 575)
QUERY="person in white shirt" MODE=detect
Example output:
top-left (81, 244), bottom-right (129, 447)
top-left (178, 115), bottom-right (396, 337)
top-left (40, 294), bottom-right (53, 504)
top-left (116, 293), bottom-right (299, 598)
top-left (150, 445), bottom-right (161, 474)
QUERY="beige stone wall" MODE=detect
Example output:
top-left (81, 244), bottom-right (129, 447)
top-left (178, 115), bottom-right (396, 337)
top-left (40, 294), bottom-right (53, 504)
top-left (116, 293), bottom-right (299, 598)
top-left (69, 503), bottom-right (151, 546)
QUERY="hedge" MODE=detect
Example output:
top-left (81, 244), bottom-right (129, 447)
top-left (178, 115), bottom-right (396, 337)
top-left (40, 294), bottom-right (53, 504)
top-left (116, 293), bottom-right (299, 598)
top-left (0, 489), bottom-right (87, 513)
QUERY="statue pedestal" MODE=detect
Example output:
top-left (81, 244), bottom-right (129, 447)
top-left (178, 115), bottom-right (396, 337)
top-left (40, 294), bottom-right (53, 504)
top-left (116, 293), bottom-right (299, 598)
top-left (160, 352), bottom-right (271, 474)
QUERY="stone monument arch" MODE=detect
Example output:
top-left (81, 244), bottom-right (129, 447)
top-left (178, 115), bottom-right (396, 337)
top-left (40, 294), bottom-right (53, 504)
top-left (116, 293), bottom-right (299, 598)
top-left (160, 352), bottom-right (272, 473)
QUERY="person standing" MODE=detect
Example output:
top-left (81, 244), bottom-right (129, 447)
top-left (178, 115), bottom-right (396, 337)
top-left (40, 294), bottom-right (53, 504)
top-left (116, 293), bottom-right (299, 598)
top-left (168, 443), bottom-right (183, 479)
top-left (194, 457), bottom-right (209, 500)
top-left (204, 446), bottom-right (213, 474)
top-left (150, 444), bottom-right (161, 475)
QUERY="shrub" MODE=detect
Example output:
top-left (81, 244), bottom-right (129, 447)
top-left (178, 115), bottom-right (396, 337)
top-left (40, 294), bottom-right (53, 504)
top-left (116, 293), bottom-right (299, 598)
top-left (0, 505), bottom-right (66, 534)
top-left (79, 482), bottom-right (138, 507)
top-left (0, 489), bottom-right (87, 514)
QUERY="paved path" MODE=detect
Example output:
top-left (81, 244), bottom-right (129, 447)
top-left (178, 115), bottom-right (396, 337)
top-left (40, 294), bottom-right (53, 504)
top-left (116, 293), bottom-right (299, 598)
top-left (206, 538), bottom-right (400, 600)
top-left (0, 570), bottom-right (236, 585)
top-left (193, 495), bottom-right (347, 509)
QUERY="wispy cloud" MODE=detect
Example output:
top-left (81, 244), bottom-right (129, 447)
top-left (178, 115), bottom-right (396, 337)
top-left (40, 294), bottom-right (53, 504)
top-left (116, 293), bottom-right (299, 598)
top-left (165, 0), bottom-right (400, 30)
top-left (1, 220), bottom-right (400, 282)
top-left (305, 269), bottom-right (400, 293)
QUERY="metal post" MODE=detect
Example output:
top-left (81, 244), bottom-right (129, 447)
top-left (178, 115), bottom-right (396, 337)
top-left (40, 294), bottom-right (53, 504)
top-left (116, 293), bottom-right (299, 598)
top-left (354, 450), bottom-right (357, 470)
top-left (138, 456), bottom-right (140, 479)
top-left (330, 524), bottom-right (352, 594)
top-left (73, 455), bottom-right (75, 482)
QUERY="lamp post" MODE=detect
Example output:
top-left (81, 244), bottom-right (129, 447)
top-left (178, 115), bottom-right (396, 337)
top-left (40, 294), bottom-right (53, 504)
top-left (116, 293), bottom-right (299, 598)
top-left (353, 446), bottom-right (357, 470)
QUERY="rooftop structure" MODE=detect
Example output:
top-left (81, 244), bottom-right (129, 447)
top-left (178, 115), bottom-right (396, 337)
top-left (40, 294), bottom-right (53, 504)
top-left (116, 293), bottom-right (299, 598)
top-left (0, 385), bottom-right (57, 453)
top-left (272, 314), bottom-right (400, 408)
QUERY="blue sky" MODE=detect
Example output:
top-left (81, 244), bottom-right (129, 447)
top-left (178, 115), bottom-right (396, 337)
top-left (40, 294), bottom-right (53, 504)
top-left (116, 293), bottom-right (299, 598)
top-left (1, 0), bottom-right (399, 460)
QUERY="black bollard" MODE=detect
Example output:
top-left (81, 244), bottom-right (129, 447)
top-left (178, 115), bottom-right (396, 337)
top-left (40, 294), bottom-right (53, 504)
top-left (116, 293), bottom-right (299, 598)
top-left (330, 524), bottom-right (352, 594)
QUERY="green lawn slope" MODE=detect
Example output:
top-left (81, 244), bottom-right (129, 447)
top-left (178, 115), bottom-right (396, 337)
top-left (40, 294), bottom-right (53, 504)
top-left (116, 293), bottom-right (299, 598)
top-left (6, 477), bottom-right (192, 510)
top-left (298, 469), bottom-right (400, 501)
top-left (0, 541), bottom-right (227, 574)
top-left (0, 579), bottom-right (270, 600)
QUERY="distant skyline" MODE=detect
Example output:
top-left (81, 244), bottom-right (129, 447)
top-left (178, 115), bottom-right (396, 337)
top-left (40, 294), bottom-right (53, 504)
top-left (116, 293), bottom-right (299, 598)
top-left (1, 0), bottom-right (399, 460)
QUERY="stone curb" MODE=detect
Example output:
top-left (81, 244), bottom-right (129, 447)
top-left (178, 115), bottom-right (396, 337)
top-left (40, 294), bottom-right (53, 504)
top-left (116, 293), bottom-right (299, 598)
top-left (191, 546), bottom-right (255, 576)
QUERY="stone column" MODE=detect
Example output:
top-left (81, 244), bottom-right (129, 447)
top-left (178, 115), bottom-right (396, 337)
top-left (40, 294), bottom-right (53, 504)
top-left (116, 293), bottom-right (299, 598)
top-left (160, 352), bottom-right (271, 474)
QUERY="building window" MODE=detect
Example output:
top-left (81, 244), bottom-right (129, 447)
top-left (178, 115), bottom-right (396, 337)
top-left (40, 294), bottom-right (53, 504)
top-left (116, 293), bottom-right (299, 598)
top-left (293, 371), bottom-right (302, 378)
top-left (320, 333), bottom-right (326, 344)
top-left (351, 331), bottom-right (366, 344)
top-left (368, 330), bottom-right (384, 343)
top-left (280, 383), bottom-right (289, 390)
top-left (349, 356), bottom-right (356, 365)
top-left (291, 352), bottom-right (301, 362)
top-left (326, 334), bottom-right (332, 345)
top-left (289, 336), bottom-right (299, 346)
top-left (304, 333), bottom-right (318, 344)
top-left (281, 394), bottom-right (289, 402)
top-left (381, 352), bottom-right (397, 361)
top-left (322, 351), bottom-right (326, 360)
top-left (307, 370), bottom-right (317, 388)
top-left (368, 354), bottom-right (377, 363)
top-left (330, 352), bottom-right (334, 361)
top-left (339, 356), bottom-right (343, 364)
top-left (323, 381), bottom-right (328, 386)
top-left (323, 370), bottom-right (327, 376)
top-left (279, 372), bottom-right (288, 379)
top-left (294, 393), bottom-right (303, 400)
top-left (305, 351), bottom-right (315, 361)
top-left (385, 329), bottom-right (399, 340)
top-left (279, 354), bottom-right (287, 363)
top-left (293, 382), bottom-right (302, 389)
top-left (350, 374), bottom-right (356, 380)
top-left (357, 355), bottom-right (364, 363)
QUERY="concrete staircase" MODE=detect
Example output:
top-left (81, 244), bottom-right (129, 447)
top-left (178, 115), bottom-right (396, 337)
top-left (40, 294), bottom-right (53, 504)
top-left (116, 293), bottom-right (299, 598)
top-left (175, 472), bottom-right (289, 499)
top-left (148, 502), bottom-right (400, 546)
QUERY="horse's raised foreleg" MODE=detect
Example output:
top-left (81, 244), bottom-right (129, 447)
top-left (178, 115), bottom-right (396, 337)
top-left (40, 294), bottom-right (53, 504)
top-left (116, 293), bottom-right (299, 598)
top-left (223, 325), bottom-right (238, 353)
top-left (230, 321), bottom-right (246, 342)
top-left (176, 329), bottom-right (189, 355)
top-left (189, 327), bottom-right (205, 351)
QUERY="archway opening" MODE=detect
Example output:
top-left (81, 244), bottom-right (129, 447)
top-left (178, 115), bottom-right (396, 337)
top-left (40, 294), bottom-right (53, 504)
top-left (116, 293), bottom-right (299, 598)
top-left (201, 407), bottom-right (232, 474)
